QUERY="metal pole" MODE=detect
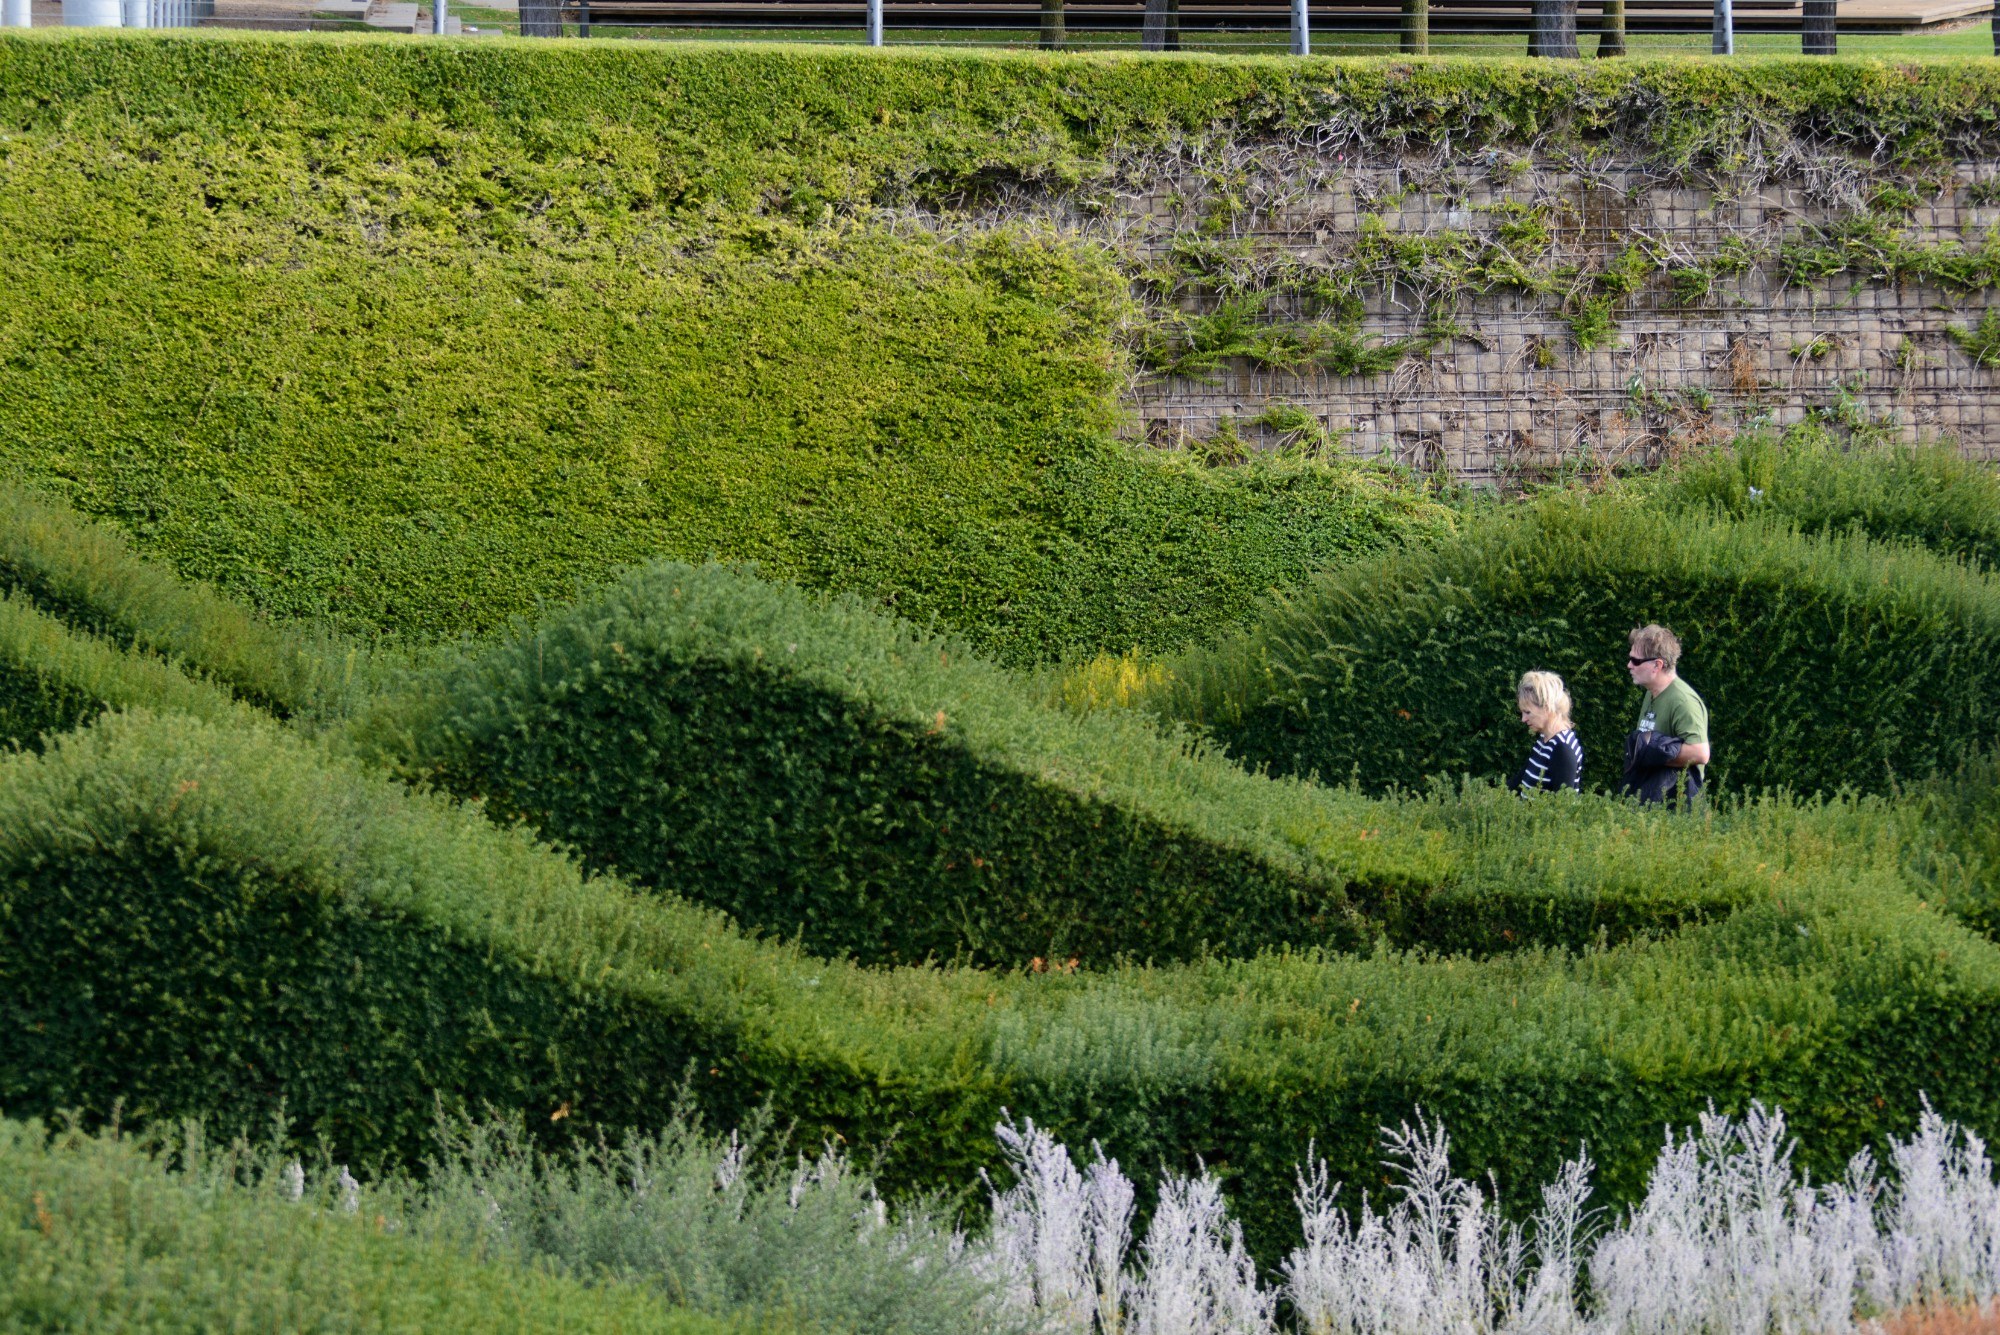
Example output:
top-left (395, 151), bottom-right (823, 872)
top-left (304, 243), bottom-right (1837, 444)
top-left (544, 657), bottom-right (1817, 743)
top-left (1711, 0), bottom-right (1733, 52)
top-left (1, 0), bottom-right (30, 25)
top-left (431, 0), bottom-right (445, 32)
top-left (866, 0), bottom-right (881, 44)
top-left (1291, 0), bottom-right (1308, 53)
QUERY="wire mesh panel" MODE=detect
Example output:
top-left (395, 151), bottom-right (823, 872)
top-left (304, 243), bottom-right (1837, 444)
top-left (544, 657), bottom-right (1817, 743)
top-left (396, 0), bottom-right (1998, 58)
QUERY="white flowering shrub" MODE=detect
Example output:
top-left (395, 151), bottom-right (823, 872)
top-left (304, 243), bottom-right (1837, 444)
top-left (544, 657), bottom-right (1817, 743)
top-left (984, 1102), bottom-right (2000, 1335)
top-left (246, 1099), bottom-right (2000, 1335)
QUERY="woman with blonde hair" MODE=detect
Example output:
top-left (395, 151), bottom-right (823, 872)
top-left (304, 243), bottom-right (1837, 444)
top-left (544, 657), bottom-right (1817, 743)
top-left (1508, 670), bottom-right (1583, 794)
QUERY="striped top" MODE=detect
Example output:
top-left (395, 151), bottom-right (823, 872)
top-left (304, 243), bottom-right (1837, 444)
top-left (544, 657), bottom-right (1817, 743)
top-left (1514, 728), bottom-right (1584, 794)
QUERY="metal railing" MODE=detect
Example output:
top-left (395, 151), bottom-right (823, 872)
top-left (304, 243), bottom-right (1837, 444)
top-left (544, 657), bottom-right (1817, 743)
top-left (3, 0), bottom-right (1994, 59)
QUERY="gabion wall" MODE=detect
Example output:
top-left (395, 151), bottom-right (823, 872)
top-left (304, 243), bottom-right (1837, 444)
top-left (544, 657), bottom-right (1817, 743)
top-left (1111, 159), bottom-right (2000, 483)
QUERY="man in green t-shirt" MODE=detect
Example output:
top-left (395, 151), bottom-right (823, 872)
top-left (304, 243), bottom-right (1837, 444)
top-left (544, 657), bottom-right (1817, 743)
top-left (1624, 623), bottom-right (1711, 804)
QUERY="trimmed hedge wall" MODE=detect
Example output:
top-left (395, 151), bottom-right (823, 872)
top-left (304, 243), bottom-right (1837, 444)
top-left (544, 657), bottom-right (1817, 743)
top-left (1171, 495), bottom-right (2000, 798)
top-left (9, 709), bottom-right (2000, 1263)
top-left (0, 33), bottom-right (1458, 664)
top-left (8, 37), bottom-right (2000, 661)
top-left (355, 559), bottom-right (1853, 967)
top-left (0, 1118), bottom-right (747, 1333)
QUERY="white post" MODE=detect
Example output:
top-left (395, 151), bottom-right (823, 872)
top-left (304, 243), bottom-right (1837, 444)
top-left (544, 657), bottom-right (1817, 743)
top-left (431, 0), bottom-right (445, 31)
top-left (866, 0), bottom-right (881, 44)
top-left (2, 0), bottom-right (31, 26)
top-left (1711, 0), bottom-right (1733, 51)
top-left (63, 0), bottom-right (123, 23)
top-left (1291, 0), bottom-right (1308, 52)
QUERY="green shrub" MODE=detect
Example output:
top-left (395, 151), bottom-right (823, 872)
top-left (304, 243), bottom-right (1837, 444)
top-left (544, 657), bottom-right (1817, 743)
top-left (0, 481), bottom-right (379, 723)
top-left (0, 1117), bottom-right (752, 1334)
top-left (0, 37), bottom-right (1450, 665)
top-left (11, 710), bottom-right (2000, 1263)
top-left (354, 559), bottom-right (1854, 967)
top-left (1170, 495), bottom-right (2000, 798)
top-left (0, 586), bottom-right (247, 750)
top-left (354, 560), bottom-right (1396, 968)
top-left (1647, 431), bottom-right (2000, 572)
top-left (1889, 750), bottom-right (2000, 940)
top-left (7, 38), bottom-right (1996, 661)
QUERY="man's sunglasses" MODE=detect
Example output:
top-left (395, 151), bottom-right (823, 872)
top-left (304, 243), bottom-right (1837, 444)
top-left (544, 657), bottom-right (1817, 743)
top-left (1627, 655), bottom-right (1659, 666)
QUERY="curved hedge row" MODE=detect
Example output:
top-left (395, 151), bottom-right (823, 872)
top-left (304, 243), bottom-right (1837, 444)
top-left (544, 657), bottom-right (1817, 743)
top-left (0, 1118), bottom-right (745, 1333)
top-left (0, 586), bottom-right (247, 751)
top-left (8, 709), bottom-right (1999, 1262)
top-left (1169, 496), bottom-right (2000, 798)
top-left (0, 35), bottom-right (1456, 665)
top-left (1646, 432), bottom-right (2000, 573)
top-left (353, 559), bottom-right (1841, 967)
top-left (0, 481), bottom-right (377, 723)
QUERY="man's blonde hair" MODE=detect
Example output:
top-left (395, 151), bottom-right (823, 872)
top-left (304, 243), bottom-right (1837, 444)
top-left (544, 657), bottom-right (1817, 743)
top-left (1517, 670), bottom-right (1573, 729)
top-left (1628, 624), bottom-right (1682, 669)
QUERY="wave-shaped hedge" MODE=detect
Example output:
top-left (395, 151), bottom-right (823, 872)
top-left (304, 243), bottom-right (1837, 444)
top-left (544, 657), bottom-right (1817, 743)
top-left (0, 481), bottom-right (374, 724)
top-left (1646, 432), bottom-right (2000, 573)
top-left (0, 586), bottom-right (247, 751)
top-left (0, 35), bottom-right (1457, 664)
top-left (0, 1118), bottom-right (745, 1333)
top-left (9, 709), bottom-right (2000, 1261)
top-left (1169, 496), bottom-right (2000, 798)
top-left (353, 559), bottom-right (1849, 966)
top-left (0, 493), bottom-right (1796, 964)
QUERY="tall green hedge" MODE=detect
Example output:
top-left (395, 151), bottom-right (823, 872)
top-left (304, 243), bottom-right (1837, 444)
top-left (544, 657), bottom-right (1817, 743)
top-left (1171, 495), bottom-right (2000, 798)
top-left (355, 558), bottom-right (1855, 967)
top-left (0, 1118), bottom-right (751, 1333)
top-left (0, 33), bottom-right (1461, 665)
top-left (8, 36), bottom-right (1998, 662)
top-left (9, 708), bottom-right (2000, 1261)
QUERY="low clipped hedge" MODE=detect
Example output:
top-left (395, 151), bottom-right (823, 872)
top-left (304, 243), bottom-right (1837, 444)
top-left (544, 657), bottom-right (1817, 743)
top-left (0, 481), bottom-right (378, 724)
top-left (1646, 431), bottom-right (2000, 573)
top-left (1170, 495), bottom-right (2000, 798)
top-left (0, 1118), bottom-right (748, 1333)
top-left (0, 586), bottom-right (247, 751)
top-left (9, 709), bottom-right (2000, 1262)
top-left (354, 559), bottom-right (1839, 967)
